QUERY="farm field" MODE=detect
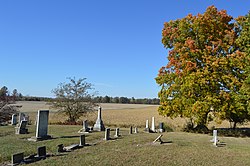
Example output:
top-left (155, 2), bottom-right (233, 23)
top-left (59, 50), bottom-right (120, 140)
top-left (15, 101), bottom-right (239, 129)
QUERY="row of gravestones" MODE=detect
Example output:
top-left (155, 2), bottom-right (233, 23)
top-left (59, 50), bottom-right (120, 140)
top-left (11, 113), bottom-right (29, 126)
top-left (11, 146), bottom-right (47, 165)
top-left (145, 117), bottom-right (165, 133)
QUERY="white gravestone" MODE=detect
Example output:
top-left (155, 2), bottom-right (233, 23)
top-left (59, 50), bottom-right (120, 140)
top-left (93, 106), bottom-right (105, 131)
top-left (11, 114), bottom-right (17, 125)
top-left (134, 127), bottom-right (138, 134)
top-left (151, 117), bottom-right (155, 132)
top-left (145, 119), bottom-right (150, 132)
top-left (114, 128), bottom-right (120, 137)
top-left (212, 130), bottom-right (218, 146)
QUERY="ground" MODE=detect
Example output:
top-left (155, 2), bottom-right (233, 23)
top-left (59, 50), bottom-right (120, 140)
top-left (1, 102), bottom-right (250, 165)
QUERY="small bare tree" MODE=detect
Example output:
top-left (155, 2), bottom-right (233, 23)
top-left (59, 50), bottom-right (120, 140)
top-left (50, 77), bottom-right (97, 124)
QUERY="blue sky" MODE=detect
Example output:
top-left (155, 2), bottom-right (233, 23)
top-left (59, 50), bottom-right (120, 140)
top-left (0, 1), bottom-right (249, 98)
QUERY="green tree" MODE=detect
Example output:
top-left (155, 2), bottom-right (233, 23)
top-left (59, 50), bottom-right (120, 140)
top-left (156, 6), bottom-right (250, 129)
top-left (50, 77), bottom-right (97, 124)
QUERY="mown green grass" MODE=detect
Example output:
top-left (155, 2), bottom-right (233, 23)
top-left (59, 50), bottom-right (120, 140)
top-left (1, 125), bottom-right (250, 166)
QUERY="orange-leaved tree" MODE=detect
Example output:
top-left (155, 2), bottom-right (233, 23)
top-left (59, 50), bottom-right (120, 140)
top-left (156, 6), bottom-right (250, 129)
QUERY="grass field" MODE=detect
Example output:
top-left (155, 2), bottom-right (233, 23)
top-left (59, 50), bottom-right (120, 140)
top-left (1, 101), bottom-right (250, 165)
top-left (15, 101), bottom-right (237, 129)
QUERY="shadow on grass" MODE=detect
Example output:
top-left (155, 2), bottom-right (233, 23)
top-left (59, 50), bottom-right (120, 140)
top-left (216, 142), bottom-right (227, 147)
top-left (60, 135), bottom-right (82, 139)
top-left (162, 141), bottom-right (173, 144)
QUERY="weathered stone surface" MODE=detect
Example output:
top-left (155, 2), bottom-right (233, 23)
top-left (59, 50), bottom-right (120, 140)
top-left (151, 117), bottom-right (155, 132)
top-left (37, 146), bottom-right (46, 158)
top-left (129, 126), bottom-right (132, 134)
top-left (79, 135), bottom-right (85, 146)
top-left (11, 152), bottom-right (24, 165)
top-left (104, 128), bottom-right (110, 141)
top-left (11, 114), bottom-right (17, 125)
top-left (15, 120), bottom-right (28, 134)
top-left (114, 128), bottom-right (120, 137)
top-left (153, 135), bottom-right (163, 144)
top-left (36, 110), bottom-right (49, 139)
top-left (93, 107), bottom-right (105, 131)
top-left (159, 122), bottom-right (165, 133)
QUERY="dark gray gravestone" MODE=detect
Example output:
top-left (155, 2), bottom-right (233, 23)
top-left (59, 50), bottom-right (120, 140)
top-left (159, 122), bottom-right (165, 133)
top-left (37, 146), bottom-right (46, 158)
top-left (36, 110), bottom-right (49, 139)
top-left (79, 135), bottom-right (85, 147)
top-left (104, 128), bottom-right (110, 141)
top-left (83, 120), bottom-right (89, 132)
top-left (11, 152), bottom-right (24, 165)
top-left (129, 126), bottom-right (132, 134)
top-left (57, 144), bottom-right (64, 153)
top-left (15, 120), bottom-right (28, 134)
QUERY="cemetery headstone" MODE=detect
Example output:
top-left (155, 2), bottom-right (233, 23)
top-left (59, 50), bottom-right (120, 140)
top-left (104, 128), bottom-right (110, 141)
top-left (212, 130), bottom-right (218, 146)
top-left (159, 122), bottom-right (165, 133)
top-left (18, 113), bottom-right (25, 124)
top-left (11, 114), bottom-right (17, 125)
top-left (145, 119), bottom-right (150, 132)
top-left (134, 127), bottom-right (138, 134)
top-left (57, 144), bottom-right (64, 153)
top-left (79, 135), bottom-right (85, 147)
top-left (83, 120), bottom-right (89, 132)
top-left (153, 134), bottom-right (163, 144)
top-left (37, 146), bottom-right (46, 158)
top-left (35, 110), bottom-right (50, 139)
top-left (93, 106), bottom-right (105, 131)
top-left (78, 120), bottom-right (90, 133)
top-left (151, 117), bottom-right (155, 132)
top-left (15, 120), bottom-right (28, 134)
top-left (11, 152), bottom-right (24, 165)
top-left (114, 128), bottom-right (120, 137)
top-left (129, 126), bottom-right (133, 134)
top-left (28, 110), bottom-right (51, 141)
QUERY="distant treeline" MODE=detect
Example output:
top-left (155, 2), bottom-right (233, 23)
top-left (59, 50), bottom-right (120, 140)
top-left (0, 86), bottom-right (160, 105)
top-left (93, 96), bottom-right (160, 105)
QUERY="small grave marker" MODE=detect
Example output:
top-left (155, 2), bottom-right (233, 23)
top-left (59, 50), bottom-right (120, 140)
top-left (134, 127), bottom-right (138, 134)
top-left (151, 117), bottom-right (155, 132)
top-left (129, 126), bottom-right (133, 134)
top-left (114, 128), bottom-right (120, 137)
top-left (37, 146), bottom-right (46, 158)
top-left (11, 114), bottom-right (17, 125)
top-left (57, 144), bottom-right (64, 153)
top-left (153, 135), bottom-right (163, 144)
top-left (11, 152), bottom-right (24, 165)
top-left (159, 122), bottom-right (165, 133)
top-left (15, 120), bottom-right (28, 134)
top-left (104, 128), bottom-right (110, 141)
top-left (79, 135), bottom-right (85, 147)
